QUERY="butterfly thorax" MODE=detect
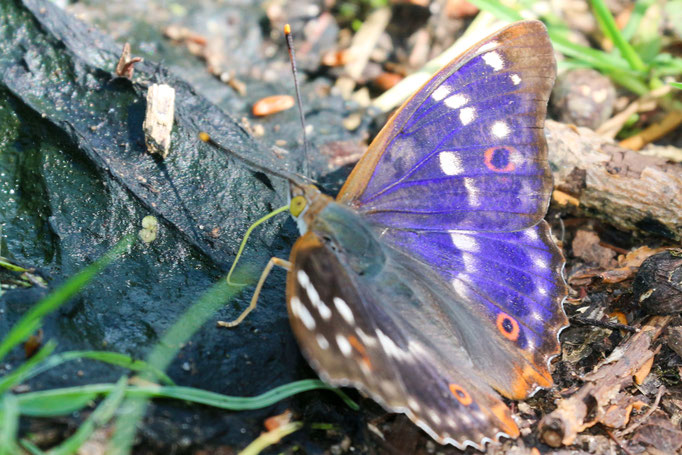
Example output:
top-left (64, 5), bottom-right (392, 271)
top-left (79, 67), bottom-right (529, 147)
top-left (290, 184), bottom-right (386, 278)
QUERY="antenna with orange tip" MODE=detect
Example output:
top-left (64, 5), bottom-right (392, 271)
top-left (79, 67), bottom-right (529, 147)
top-left (284, 23), bottom-right (310, 178)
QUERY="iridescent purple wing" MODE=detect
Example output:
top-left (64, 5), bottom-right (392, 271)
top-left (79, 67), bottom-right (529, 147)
top-left (337, 21), bottom-right (556, 232)
top-left (380, 221), bottom-right (567, 399)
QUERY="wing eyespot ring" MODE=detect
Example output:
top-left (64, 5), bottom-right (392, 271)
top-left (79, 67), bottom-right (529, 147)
top-left (448, 383), bottom-right (472, 406)
top-left (496, 312), bottom-right (520, 341)
top-left (483, 146), bottom-right (516, 173)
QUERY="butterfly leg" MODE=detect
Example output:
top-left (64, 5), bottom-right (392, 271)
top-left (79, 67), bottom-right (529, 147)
top-left (217, 257), bottom-right (292, 328)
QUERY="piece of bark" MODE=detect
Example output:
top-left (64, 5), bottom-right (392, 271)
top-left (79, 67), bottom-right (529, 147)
top-left (142, 83), bottom-right (175, 158)
top-left (546, 120), bottom-right (682, 241)
top-left (538, 315), bottom-right (671, 447)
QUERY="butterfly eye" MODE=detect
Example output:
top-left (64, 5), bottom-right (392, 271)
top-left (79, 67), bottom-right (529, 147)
top-left (290, 196), bottom-right (307, 217)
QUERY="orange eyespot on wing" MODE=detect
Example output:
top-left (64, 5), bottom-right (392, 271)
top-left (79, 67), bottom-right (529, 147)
top-left (448, 383), bottom-right (473, 406)
top-left (483, 146), bottom-right (516, 173)
top-left (496, 312), bottom-right (520, 341)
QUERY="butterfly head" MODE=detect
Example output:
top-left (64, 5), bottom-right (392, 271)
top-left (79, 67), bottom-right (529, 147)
top-left (289, 183), bottom-right (332, 235)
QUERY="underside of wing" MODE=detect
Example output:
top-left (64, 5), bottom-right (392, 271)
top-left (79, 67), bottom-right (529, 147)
top-left (286, 232), bottom-right (520, 450)
top-left (337, 20), bottom-right (556, 232)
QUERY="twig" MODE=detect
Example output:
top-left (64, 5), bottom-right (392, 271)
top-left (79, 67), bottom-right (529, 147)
top-left (572, 316), bottom-right (639, 333)
top-left (596, 86), bottom-right (670, 138)
top-left (605, 428), bottom-right (636, 455)
top-left (619, 110), bottom-right (682, 151)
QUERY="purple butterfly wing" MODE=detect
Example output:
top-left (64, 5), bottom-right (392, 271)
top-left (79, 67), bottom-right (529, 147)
top-left (287, 232), bottom-right (521, 450)
top-left (338, 20), bottom-right (556, 232)
top-left (380, 221), bottom-right (567, 399)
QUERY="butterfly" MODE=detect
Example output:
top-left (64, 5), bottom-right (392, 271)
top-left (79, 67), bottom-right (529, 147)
top-left (214, 19), bottom-right (568, 451)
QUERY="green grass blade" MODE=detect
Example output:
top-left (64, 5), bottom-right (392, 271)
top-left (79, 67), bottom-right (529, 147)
top-left (621, 0), bottom-right (656, 41)
top-left (671, 82), bottom-right (682, 89)
top-left (14, 389), bottom-right (98, 417)
top-left (238, 422), bottom-right (303, 455)
top-left (25, 351), bottom-right (174, 386)
top-left (107, 276), bottom-right (242, 455)
top-left (19, 439), bottom-right (46, 455)
top-left (591, 0), bottom-right (646, 71)
top-left (548, 29), bottom-right (636, 73)
top-left (0, 341), bottom-right (56, 395)
top-left (47, 376), bottom-right (128, 455)
top-left (14, 380), bottom-right (358, 417)
top-left (0, 258), bottom-right (28, 273)
top-left (0, 394), bottom-right (20, 455)
top-left (0, 235), bottom-right (133, 362)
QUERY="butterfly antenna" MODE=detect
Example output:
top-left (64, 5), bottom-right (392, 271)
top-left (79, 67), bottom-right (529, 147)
top-left (284, 24), bottom-right (310, 179)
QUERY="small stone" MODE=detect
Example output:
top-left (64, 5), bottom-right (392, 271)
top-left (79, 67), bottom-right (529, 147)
top-left (551, 68), bottom-right (616, 130)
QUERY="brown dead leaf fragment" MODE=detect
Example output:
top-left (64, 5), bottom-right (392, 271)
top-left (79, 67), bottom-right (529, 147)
top-left (24, 329), bottom-right (43, 358)
top-left (572, 229), bottom-right (617, 269)
top-left (539, 316), bottom-right (671, 447)
top-left (631, 414), bottom-right (682, 453)
top-left (601, 392), bottom-right (648, 428)
top-left (600, 246), bottom-right (671, 283)
top-left (264, 409), bottom-right (292, 432)
top-left (115, 42), bottom-right (143, 79)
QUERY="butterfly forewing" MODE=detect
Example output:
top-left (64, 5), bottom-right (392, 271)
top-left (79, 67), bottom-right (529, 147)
top-left (286, 232), bottom-right (520, 449)
top-left (338, 21), bottom-right (556, 232)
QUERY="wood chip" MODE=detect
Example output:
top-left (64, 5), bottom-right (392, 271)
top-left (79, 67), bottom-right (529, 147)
top-left (143, 84), bottom-right (175, 158)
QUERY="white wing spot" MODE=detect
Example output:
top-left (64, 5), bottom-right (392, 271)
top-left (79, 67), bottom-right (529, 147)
top-left (450, 232), bottom-right (478, 252)
top-left (316, 334), bottom-right (329, 350)
top-left (291, 296), bottom-right (316, 330)
top-left (463, 177), bottom-right (480, 206)
top-left (461, 252), bottom-right (477, 272)
top-left (452, 278), bottom-right (469, 297)
top-left (482, 51), bottom-right (504, 71)
top-left (491, 121), bottom-right (510, 138)
top-left (298, 270), bottom-right (331, 320)
top-left (444, 94), bottom-right (468, 110)
top-left (428, 410), bottom-right (442, 425)
top-left (525, 229), bottom-right (539, 241)
top-left (357, 328), bottom-right (377, 347)
top-left (431, 85), bottom-right (451, 101)
top-left (380, 380), bottom-right (398, 395)
top-left (538, 285), bottom-right (548, 296)
top-left (336, 334), bottom-right (352, 357)
top-left (459, 107), bottom-right (476, 125)
top-left (377, 329), bottom-right (404, 359)
top-left (532, 312), bottom-right (542, 321)
top-left (511, 73), bottom-right (521, 85)
top-left (534, 255), bottom-right (549, 269)
top-left (333, 297), bottom-right (354, 324)
top-left (438, 151), bottom-right (463, 176)
top-left (407, 397), bottom-right (421, 411)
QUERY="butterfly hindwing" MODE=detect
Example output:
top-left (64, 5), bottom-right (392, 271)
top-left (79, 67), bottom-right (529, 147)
top-left (286, 232), bottom-right (521, 450)
top-left (379, 220), bottom-right (567, 399)
top-left (338, 20), bottom-right (556, 232)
